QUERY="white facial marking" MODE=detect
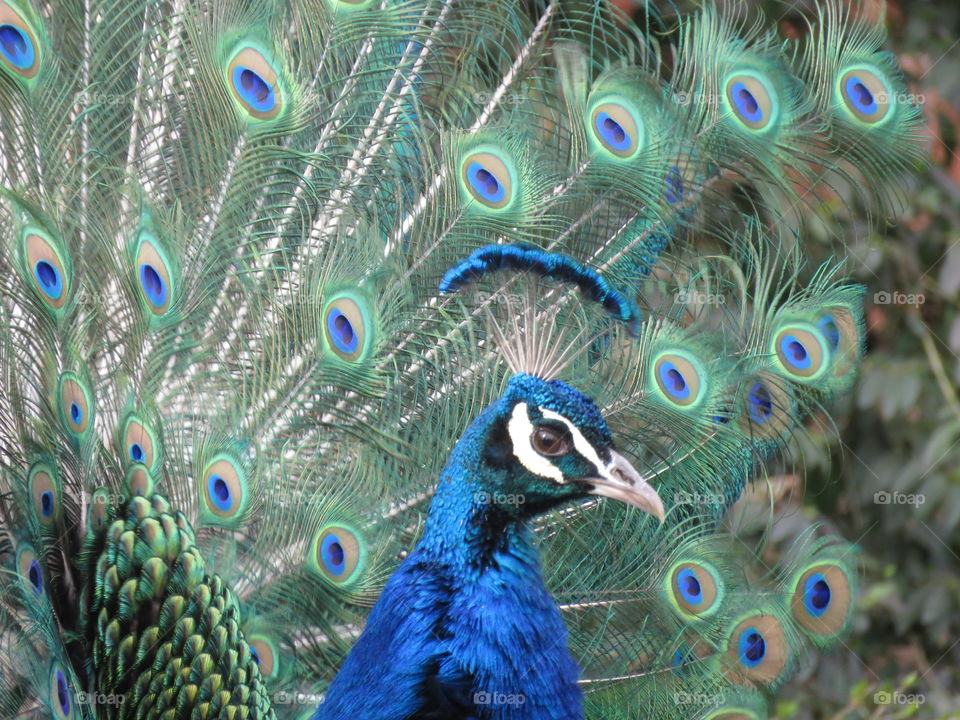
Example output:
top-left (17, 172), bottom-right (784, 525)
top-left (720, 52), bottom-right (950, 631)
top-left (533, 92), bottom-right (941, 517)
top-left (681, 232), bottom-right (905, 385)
top-left (507, 403), bottom-right (563, 481)
top-left (507, 404), bottom-right (613, 483)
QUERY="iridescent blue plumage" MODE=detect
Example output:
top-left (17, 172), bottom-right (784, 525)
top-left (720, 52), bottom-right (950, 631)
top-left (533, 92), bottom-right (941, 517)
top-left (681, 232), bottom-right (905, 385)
top-left (319, 373), bottom-right (662, 719)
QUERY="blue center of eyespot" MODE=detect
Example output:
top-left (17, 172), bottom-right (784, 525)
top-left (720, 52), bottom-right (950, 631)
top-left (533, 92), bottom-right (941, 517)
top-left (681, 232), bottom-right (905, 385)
top-left (130, 442), bottom-right (144, 463)
top-left (804, 573), bottom-right (832, 617)
top-left (0, 24), bottom-right (34, 70)
top-left (33, 260), bottom-right (63, 299)
top-left (738, 628), bottom-right (766, 667)
top-left (208, 474), bottom-right (233, 511)
top-left (818, 315), bottom-right (840, 351)
top-left (676, 568), bottom-right (703, 605)
top-left (250, 644), bottom-right (261, 665)
top-left (232, 66), bottom-right (276, 113)
top-left (327, 308), bottom-right (359, 354)
top-left (28, 559), bottom-right (42, 594)
top-left (748, 382), bottom-right (773, 424)
top-left (595, 111), bottom-right (631, 152)
top-left (665, 165), bottom-right (684, 204)
top-left (466, 161), bottom-right (506, 204)
top-left (845, 76), bottom-right (878, 115)
top-left (56, 669), bottom-right (70, 715)
top-left (322, 533), bottom-right (346, 575)
top-left (658, 361), bottom-right (691, 400)
top-left (69, 402), bottom-right (82, 426)
top-left (139, 263), bottom-right (168, 308)
top-left (780, 334), bottom-right (812, 370)
top-left (40, 490), bottom-right (54, 517)
top-left (730, 81), bottom-right (763, 124)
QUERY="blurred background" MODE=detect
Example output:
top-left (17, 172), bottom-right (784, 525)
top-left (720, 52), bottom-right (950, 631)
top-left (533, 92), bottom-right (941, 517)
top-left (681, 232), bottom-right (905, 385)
top-left (611, 0), bottom-right (960, 717)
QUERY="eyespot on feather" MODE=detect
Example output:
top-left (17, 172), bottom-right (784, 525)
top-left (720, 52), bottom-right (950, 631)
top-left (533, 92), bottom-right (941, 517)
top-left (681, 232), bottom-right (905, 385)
top-left (125, 464), bottom-right (155, 499)
top-left (227, 46), bottom-right (282, 121)
top-left (23, 228), bottom-right (68, 310)
top-left (460, 149), bottom-right (515, 210)
top-left (652, 352), bottom-right (704, 408)
top-left (135, 233), bottom-right (174, 316)
top-left (58, 373), bottom-right (93, 438)
top-left (123, 415), bottom-right (159, 471)
top-left (818, 307), bottom-right (859, 377)
top-left (773, 324), bottom-right (829, 381)
top-left (88, 487), bottom-right (111, 534)
top-left (737, 374), bottom-right (793, 438)
top-left (789, 563), bottom-right (852, 640)
top-left (199, 455), bottom-right (249, 526)
top-left (17, 544), bottom-right (43, 597)
top-left (839, 66), bottom-right (891, 125)
top-left (667, 561), bottom-right (722, 618)
top-left (727, 614), bottom-right (789, 685)
top-left (724, 73), bottom-right (776, 132)
top-left (322, 292), bottom-right (371, 362)
top-left (29, 462), bottom-right (60, 527)
top-left (589, 99), bottom-right (643, 159)
top-left (0, 2), bottom-right (40, 80)
top-left (664, 165), bottom-right (684, 204)
top-left (308, 523), bottom-right (364, 587)
top-left (247, 634), bottom-right (279, 678)
top-left (48, 663), bottom-right (75, 720)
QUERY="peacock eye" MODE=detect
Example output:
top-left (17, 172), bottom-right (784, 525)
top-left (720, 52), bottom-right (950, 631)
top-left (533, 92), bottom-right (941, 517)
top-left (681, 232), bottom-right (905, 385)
top-left (530, 425), bottom-right (572, 457)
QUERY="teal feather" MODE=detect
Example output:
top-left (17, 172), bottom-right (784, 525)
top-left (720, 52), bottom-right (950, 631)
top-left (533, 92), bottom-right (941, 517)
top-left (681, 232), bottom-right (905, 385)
top-left (0, 1), bottom-right (921, 719)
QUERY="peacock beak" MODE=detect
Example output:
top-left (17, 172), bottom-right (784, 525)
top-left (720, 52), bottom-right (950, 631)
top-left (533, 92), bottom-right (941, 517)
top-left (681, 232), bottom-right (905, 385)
top-left (585, 450), bottom-right (665, 522)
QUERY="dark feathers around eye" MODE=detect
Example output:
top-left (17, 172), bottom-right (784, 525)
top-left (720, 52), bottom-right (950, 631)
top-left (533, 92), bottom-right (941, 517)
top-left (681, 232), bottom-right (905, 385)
top-left (483, 416), bottom-right (513, 469)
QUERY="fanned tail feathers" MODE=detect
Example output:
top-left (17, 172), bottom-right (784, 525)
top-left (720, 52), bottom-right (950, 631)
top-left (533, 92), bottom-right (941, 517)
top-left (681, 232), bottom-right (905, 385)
top-left (0, 0), bottom-right (922, 719)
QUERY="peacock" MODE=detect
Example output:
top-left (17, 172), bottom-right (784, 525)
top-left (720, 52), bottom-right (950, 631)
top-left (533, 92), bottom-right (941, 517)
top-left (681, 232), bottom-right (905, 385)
top-left (0, 0), bottom-right (924, 719)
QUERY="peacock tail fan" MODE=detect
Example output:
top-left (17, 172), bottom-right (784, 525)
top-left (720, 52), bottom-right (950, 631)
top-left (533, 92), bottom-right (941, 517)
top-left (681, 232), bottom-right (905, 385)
top-left (0, 1), bottom-right (918, 719)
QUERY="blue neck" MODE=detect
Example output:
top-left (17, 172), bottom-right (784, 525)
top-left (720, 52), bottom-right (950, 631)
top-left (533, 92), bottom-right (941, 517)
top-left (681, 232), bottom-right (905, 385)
top-left (418, 405), bottom-right (525, 567)
top-left (317, 402), bottom-right (584, 720)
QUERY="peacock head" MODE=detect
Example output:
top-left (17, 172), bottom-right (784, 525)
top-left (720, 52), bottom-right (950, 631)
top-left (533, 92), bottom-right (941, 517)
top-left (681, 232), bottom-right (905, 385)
top-left (476, 372), bottom-right (665, 521)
